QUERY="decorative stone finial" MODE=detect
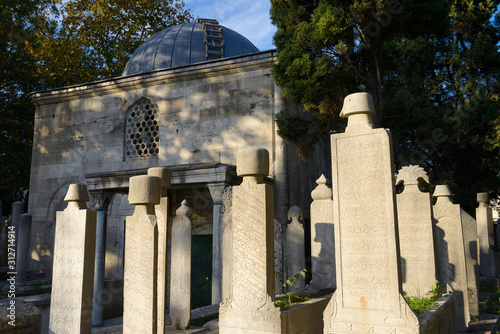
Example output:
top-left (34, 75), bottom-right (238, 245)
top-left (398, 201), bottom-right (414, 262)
top-left (477, 192), bottom-right (489, 206)
top-left (176, 199), bottom-right (193, 217)
top-left (433, 185), bottom-right (452, 203)
top-left (288, 206), bottom-right (303, 224)
top-left (340, 92), bottom-right (376, 133)
top-left (236, 147), bottom-right (269, 181)
top-left (147, 167), bottom-right (172, 189)
top-left (311, 174), bottom-right (333, 200)
top-left (128, 175), bottom-right (161, 205)
top-left (64, 184), bottom-right (90, 208)
top-left (396, 165), bottom-right (429, 186)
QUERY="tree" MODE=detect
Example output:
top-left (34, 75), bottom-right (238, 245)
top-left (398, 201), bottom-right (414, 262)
top-left (31, 0), bottom-right (193, 88)
top-left (271, 0), bottom-right (500, 212)
top-left (0, 0), bottom-right (56, 208)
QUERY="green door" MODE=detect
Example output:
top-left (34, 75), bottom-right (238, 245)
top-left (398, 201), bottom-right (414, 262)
top-left (191, 235), bottom-right (212, 309)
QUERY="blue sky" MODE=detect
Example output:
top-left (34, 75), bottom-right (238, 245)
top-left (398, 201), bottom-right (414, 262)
top-left (184, 0), bottom-right (277, 51)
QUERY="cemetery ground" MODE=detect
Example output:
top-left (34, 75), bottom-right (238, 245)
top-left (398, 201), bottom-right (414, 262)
top-left (2, 274), bottom-right (500, 333)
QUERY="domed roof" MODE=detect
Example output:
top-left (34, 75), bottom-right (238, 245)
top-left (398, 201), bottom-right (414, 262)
top-left (122, 19), bottom-right (260, 76)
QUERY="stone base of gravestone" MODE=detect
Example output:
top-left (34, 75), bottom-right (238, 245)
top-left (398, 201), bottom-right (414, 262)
top-left (0, 299), bottom-right (41, 334)
top-left (418, 293), bottom-right (457, 334)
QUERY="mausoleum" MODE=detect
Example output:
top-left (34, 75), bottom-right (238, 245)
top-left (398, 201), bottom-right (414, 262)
top-left (27, 18), bottom-right (329, 311)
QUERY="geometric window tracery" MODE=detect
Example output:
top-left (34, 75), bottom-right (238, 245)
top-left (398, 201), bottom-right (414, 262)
top-left (125, 98), bottom-right (159, 160)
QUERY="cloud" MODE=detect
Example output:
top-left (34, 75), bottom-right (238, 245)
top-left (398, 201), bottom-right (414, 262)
top-left (184, 0), bottom-right (276, 50)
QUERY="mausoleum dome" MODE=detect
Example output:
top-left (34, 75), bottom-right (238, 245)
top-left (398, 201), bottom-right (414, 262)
top-left (122, 18), bottom-right (260, 76)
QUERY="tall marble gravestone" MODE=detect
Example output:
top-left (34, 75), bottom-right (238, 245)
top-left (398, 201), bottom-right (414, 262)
top-left (395, 165), bottom-right (437, 295)
top-left (219, 147), bottom-right (281, 334)
top-left (49, 184), bottom-right (96, 334)
top-left (221, 186), bottom-right (233, 303)
top-left (476, 192), bottom-right (496, 277)
top-left (123, 175), bottom-right (160, 334)
top-left (286, 206), bottom-right (305, 291)
top-left (324, 93), bottom-right (418, 334)
top-left (148, 167), bottom-right (172, 334)
top-left (310, 175), bottom-right (335, 291)
top-left (432, 185), bottom-right (470, 331)
top-left (170, 200), bottom-right (193, 330)
top-left (460, 208), bottom-right (480, 316)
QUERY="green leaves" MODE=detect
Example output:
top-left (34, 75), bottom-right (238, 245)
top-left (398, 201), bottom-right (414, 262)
top-left (271, 0), bottom-right (500, 209)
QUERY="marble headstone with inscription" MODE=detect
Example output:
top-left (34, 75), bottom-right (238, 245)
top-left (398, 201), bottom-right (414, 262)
top-left (286, 206), bottom-right (305, 291)
top-left (460, 208), bottom-right (480, 316)
top-left (219, 147), bottom-right (281, 334)
top-left (123, 175), bottom-right (160, 334)
top-left (433, 185), bottom-right (470, 332)
top-left (49, 184), bottom-right (96, 334)
top-left (310, 174), bottom-right (335, 291)
top-left (170, 200), bottom-right (193, 330)
top-left (395, 165), bottom-right (437, 296)
top-left (476, 192), bottom-right (496, 277)
top-left (324, 93), bottom-right (419, 334)
top-left (148, 167), bottom-right (172, 334)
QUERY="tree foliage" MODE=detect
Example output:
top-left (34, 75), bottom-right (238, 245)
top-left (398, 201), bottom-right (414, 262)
top-left (31, 0), bottom-right (193, 88)
top-left (271, 0), bottom-right (500, 211)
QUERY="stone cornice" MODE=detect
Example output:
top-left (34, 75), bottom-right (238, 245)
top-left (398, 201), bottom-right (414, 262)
top-left (30, 50), bottom-right (277, 106)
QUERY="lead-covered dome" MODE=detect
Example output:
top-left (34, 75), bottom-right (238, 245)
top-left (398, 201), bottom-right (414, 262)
top-left (122, 18), bottom-right (260, 76)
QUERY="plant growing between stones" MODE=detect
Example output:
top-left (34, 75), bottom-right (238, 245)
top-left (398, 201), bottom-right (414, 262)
top-left (404, 282), bottom-right (443, 315)
top-left (275, 269), bottom-right (307, 308)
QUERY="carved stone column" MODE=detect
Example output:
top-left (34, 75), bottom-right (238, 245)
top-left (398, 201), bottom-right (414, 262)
top-left (89, 191), bottom-right (112, 328)
top-left (208, 182), bottom-right (227, 305)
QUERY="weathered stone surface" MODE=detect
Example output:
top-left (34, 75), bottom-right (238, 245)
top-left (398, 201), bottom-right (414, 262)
top-left (170, 200), bottom-right (193, 330)
top-left (285, 206), bottom-right (305, 292)
top-left (15, 214), bottom-right (32, 287)
top-left (432, 185), bottom-right (470, 332)
top-left (49, 184), bottom-right (96, 334)
top-left (310, 175), bottom-right (334, 291)
top-left (219, 147), bottom-right (281, 334)
top-left (395, 165), bottom-right (436, 295)
top-left (0, 299), bottom-right (41, 334)
top-left (477, 192), bottom-right (496, 277)
top-left (208, 182), bottom-right (226, 305)
top-left (460, 208), bottom-right (480, 316)
top-left (148, 167), bottom-right (172, 334)
top-left (221, 186), bottom-right (233, 303)
top-left (324, 93), bottom-right (418, 334)
top-left (123, 175), bottom-right (160, 334)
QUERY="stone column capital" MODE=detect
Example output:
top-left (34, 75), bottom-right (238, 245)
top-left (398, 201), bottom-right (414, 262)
top-left (207, 183), bottom-right (228, 205)
top-left (89, 191), bottom-right (113, 209)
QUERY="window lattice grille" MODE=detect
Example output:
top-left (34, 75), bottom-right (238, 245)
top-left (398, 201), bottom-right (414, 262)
top-left (126, 99), bottom-right (159, 159)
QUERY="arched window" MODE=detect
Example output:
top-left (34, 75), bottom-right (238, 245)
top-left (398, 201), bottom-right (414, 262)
top-left (125, 98), bottom-right (159, 160)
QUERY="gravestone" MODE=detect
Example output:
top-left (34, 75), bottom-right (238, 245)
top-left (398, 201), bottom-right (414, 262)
top-left (170, 200), bottom-right (193, 330)
top-left (123, 175), bottom-right (160, 334)
top-left (15, 214), bottom-right (32, 287)
top-left (148, 167), bottom-right (172, 334)
top-left (324, 93), bottom-right (418, 334)
top-left (219, 147), bottom-right (281, 334)
top-left (286, 206), bottom-right (305, 291)
top-left (433, 185), bottom-right (470, 331)
top-left (274, 219), bottom-right (284, 293)
top-left (476, 192), bottom-right (495, 277)
top-left (310, 175), bottom-right (335, 291)
top-left (11, 202), bottom-right (24, 254)
top-left (49, 184), bottom-right (97, 334)
top-left (460, 208), bottom-right (480, 316)
top-left (221, 186), bottom-right (233, 303)
top-left (395, 165), bottom-right (436, 295)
